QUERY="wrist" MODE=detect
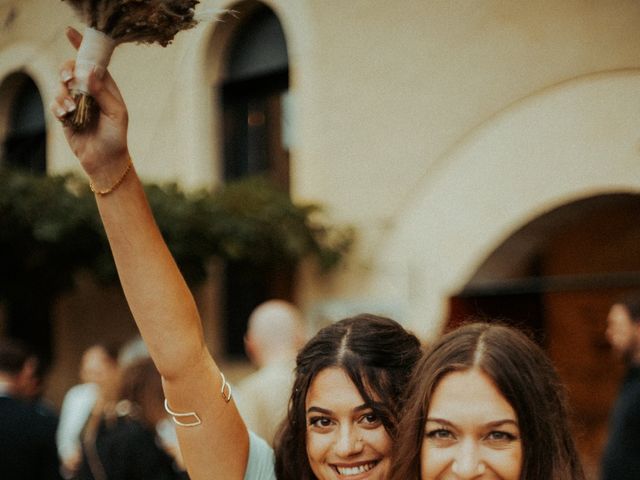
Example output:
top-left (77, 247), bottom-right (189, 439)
top-left (88, 153), bottom-right (133, 195)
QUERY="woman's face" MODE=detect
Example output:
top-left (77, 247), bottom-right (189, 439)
top-left (305, 367), bottom-right (392, 480)
top-left (420, 369), bottom-right (522, 479)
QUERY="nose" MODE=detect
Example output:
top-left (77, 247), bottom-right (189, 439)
top-left (334, 425), bottom-right (363, 457)
top-left (451, 440), bottom-right (485, 478)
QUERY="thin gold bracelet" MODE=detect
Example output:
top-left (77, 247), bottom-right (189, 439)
top-left (89, 158), bottom-right (133, 196)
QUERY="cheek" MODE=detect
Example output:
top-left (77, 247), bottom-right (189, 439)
top-left (486, 448), bottom-right (523, 480)
top-left (420, 440), bottom-right (445, 480)
top-left (306, 430), bottom-right (332, 466)
top-left (366, 427), bottom-right (393, 457)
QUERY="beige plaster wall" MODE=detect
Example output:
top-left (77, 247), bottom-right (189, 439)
top-left (373, 72), bottom-right (640, 339)
top-left (1, 0), bottom-right (640, 363)
top-left (275, 0), bottom-right (640, 336)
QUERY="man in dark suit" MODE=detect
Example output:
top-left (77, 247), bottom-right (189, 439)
top-left (0, 338), bottom-right (62, 479)
top-left (601, 293), bottom-right (640, 480)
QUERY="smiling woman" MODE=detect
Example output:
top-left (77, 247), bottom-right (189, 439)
top-left (389, 323), bottom-right (586, 480)
top-left (305, 368), bottom-right (391, 479)
top-left (275, 315), bottom-right (422, 480)
top-left (52, 25), bottom-right (423, 480)
top-left (422, 369), bottom-right (522, 479)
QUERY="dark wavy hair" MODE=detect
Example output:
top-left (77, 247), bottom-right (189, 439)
top-left (389, 322), bottom-right (585, 480)
top-left (274, 314), bottom-right (422, 480)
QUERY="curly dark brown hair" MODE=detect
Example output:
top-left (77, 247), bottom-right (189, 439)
top-left (273, 314), bottom-right (422, 480)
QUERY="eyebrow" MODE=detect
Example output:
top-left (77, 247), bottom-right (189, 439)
top-left (426, 418), bottom-right (519, 429)
top-left (306, 404), bottom-right (370, 416)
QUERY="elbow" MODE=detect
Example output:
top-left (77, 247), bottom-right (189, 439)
top-left (156, 340), bottom-right (212, 383)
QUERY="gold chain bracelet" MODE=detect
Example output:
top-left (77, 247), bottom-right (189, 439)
top-left (89, 157), bottom-right (133, 196)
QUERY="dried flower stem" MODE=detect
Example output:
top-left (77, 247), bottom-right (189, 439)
top-left (64, 92), bottom-right (97, 131)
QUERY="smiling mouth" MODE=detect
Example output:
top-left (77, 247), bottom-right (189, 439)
top-left (333, 461), bottom-right (379, 476)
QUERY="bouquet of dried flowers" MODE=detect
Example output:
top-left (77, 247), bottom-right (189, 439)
top-left (61, 0), bottom-right (200, 130)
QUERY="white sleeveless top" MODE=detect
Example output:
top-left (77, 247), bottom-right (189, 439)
top-left (244, 431), bottom-right (277, 480)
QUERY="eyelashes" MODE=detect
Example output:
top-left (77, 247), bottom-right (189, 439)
top-left (308, 416), bottom-right (333, 428)
top-left (307, 412), bottom-right (382, 429)
top-left (426, 428), bottom-right (453, 440)
top-left (425, 427), bottom-right (519, 445)
top-left (486, 431), bottom-right (518, 442)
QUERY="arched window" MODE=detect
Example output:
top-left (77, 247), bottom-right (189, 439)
top-left (220, 4), bottom-right (292, 357)
top-left (0, 72), bottom-right (51, 367)
top-left (1, 73), bottom-right (46, 173)
top-left (222, 3), bottom-right (289, 188)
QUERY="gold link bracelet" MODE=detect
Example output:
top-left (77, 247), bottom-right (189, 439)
top-left (89, 157), bottom-right (133, 195)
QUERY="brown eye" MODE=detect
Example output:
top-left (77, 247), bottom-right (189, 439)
top-left (359, 413), bottom-right (381, 426)
top-left (309, 416), bottom-right (332, 428)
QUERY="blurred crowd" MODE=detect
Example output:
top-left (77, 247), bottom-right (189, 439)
top-left (2, 294), bottom-right (640, 479)
top-left (0, 336), bottom-right (187, 480)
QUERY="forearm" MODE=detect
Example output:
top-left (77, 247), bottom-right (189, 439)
top-left (94, 162), bottom-right (204, 379)
top-left (95, 162), bottom-right (250, 478)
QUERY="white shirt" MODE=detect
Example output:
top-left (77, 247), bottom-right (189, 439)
top-left (56, 382), bottom-right (98, 462)
top-left (244, 431), bottom-right (276, 480)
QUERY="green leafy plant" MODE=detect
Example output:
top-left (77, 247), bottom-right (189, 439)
top-left (0, 168), bottom-right (353, 329)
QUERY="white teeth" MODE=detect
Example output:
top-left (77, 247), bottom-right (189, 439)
top-left (335, 462), bottom-right (375, 476)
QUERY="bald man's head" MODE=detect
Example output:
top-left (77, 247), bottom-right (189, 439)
top-left (245, 300), bottom-right (305, 367)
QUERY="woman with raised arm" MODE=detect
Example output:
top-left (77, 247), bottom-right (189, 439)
top-left (52, 28), bottom-right (422, 480)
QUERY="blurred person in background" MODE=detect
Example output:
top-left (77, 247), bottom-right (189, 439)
top-left (0, 337), bottom-right (61, 479)
top-left (117, 335), bottom-right (183, 470)
top-left (76, 356), bottom-right (188, 480)
top-left (234, 300), bottom-right (305, 444)
top-left (15, 351), bottom-right (58, 418)
top-left (601, 293), bottom-right (640, 480)
top-left (117, 335), bottom-right (149, 368)
top-left (57, 343), bottom-right (119, 479)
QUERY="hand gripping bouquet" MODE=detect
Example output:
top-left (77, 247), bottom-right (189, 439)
top-left (62, 0), bottom-right (199, 130)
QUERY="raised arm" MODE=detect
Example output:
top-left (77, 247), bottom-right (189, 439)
top-left (51, 28), bottom-right (248, 479)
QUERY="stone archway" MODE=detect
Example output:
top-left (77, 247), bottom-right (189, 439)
top-left (449, 193), bottom-right (640, 476)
